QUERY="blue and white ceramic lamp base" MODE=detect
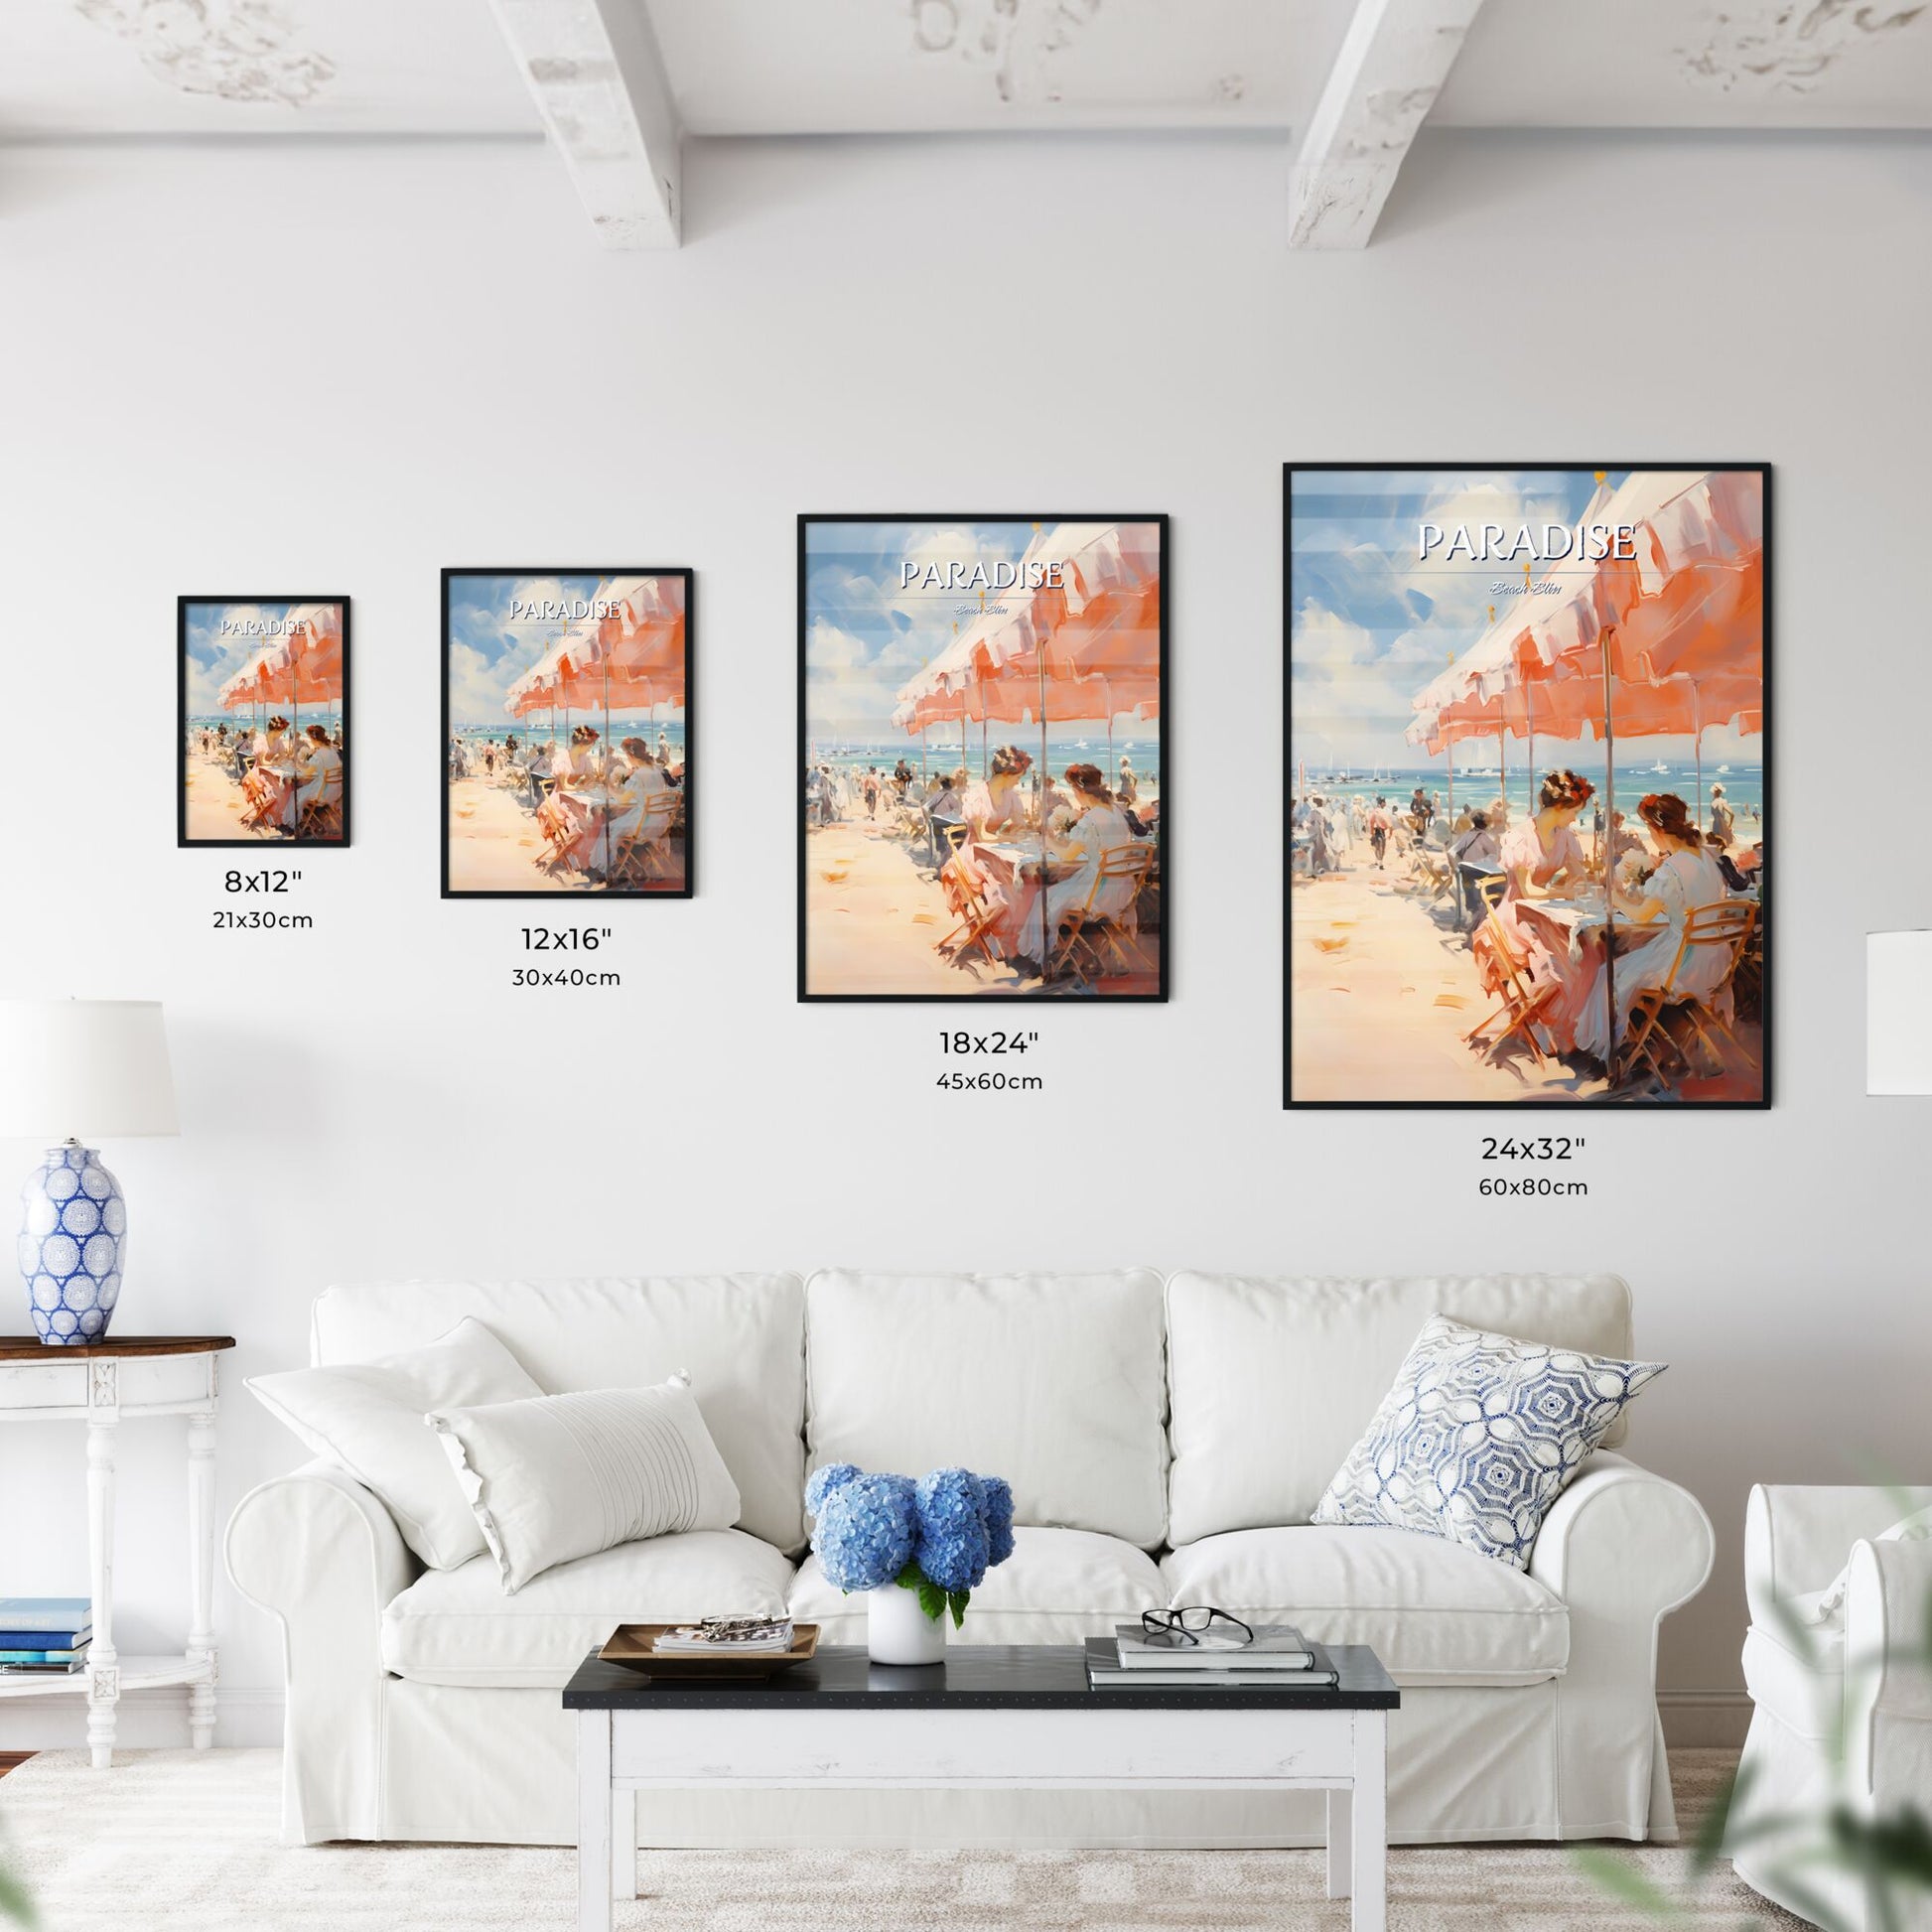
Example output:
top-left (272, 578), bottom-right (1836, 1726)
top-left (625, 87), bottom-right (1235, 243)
top-left (18, 1144), bottom-right (125, 1344)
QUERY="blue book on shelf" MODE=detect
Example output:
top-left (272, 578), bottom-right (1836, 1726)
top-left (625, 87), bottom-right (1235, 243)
top-left (0, 1647), bottom-right (88, 1665)
top-left (0, 1627), bottom-right (90, 1650)
top-left (0, 1598), bottom-right (91, 1634)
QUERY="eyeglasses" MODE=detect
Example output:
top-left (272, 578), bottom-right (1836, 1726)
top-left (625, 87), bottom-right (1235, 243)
top-left (1138, 1606), bottom-right (1254, 1649)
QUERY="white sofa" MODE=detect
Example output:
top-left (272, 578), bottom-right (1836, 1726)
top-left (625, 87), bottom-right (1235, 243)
top-left (1731, 1484), bottom-right (1932, 1931)
top-left (226, 1268), bottom-right (1713, 1851)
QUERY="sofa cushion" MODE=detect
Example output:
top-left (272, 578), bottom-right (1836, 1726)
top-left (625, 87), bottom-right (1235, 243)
top-left (1742, 1605), bottom-right (1844, 1742)
top-left (789, 1526), bottom-right (1165, 1645)
top-left (1165, 1273), bottom-right (1636, 1545)
top-left (1161, 1527), bottom-right (1569, 1686)
top-left (805, 1269), bottom-right (1169, 1549)
top-left (248, 1316), bottom-right (543, 1570)
top-left (381, 1529), bottom-right (793, 1688)
top-left (312, 1276), bottom-right (807, 1553)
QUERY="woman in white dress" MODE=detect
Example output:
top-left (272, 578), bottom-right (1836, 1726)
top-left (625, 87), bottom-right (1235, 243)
top-left (1041, 763), bottom-right (1143, 944)
top-left (282, 725), bottom-right (343, 834)
top-left (1575, 791), bottom-right (1733, 1065)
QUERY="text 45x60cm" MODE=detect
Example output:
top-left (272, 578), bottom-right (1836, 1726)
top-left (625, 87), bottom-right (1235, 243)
top-left (936, 1071), bottom-right (1042, 1093)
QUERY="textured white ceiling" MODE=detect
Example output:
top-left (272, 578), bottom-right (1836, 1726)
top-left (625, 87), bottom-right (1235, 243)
top-left (1435, 0), bottom-right (1932, 129)
top-left (2, 0), bottom-right (1929, 139)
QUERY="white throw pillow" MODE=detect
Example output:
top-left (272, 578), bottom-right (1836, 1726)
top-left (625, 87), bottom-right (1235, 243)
top-left (428, 1375), bottom-right (742, 1592)
top-left (1311, 1314), bottom-right (1665, 1569)
top-left (1810, 1503), bottom-right (1932, 1624)
top-left (248, 1316), bottom-right (542, 1569)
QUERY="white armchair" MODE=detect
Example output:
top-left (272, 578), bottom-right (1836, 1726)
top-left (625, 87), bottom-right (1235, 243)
top-left (1731, 1483), bottom-right (1932, 1932)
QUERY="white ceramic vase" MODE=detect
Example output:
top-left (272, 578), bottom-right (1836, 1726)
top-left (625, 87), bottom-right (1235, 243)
top-left (867, 1583), bottom-right (948, 1666)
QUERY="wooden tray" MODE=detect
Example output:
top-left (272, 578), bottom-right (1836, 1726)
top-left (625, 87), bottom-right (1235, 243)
top-left (598, 1623), bottom-right (819, 1678)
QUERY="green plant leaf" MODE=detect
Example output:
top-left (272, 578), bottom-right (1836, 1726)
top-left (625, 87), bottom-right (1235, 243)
top-left (916, 1581), bottom-right (947, 1622)
top-left (0, 1859), bottom-right (37, 1930)
top-left (895, 1561), bottom-right (924, 1591)
top-left (1569, 1847), bottom-right (1687, 1923)
top-left (948, 1589), bottom-right (970, 1629)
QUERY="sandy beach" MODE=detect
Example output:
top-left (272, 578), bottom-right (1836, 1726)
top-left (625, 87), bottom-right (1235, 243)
top-left (1290, 839), bottom-right (1763, 1103)
top-left (448, 776), bottom-right (685, 895)
top-left (804, 818), bottom-right (1044, 996)
top-left (183, 745), bottom-right (340, 844)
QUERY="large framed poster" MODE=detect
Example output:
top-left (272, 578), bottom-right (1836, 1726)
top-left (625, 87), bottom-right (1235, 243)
top-left (179, 597), bottom-right (348, 847)
top-left (442, 570), bottom-right (692, 899)
top-left (799, 514), bottom-right (1168, 1002)
top-left (1286, 465), bottom-right (1768, 1108)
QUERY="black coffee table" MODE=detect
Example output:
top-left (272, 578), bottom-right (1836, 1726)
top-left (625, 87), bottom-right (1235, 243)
top-left (564, 1642), bottom-right (1399, 1932)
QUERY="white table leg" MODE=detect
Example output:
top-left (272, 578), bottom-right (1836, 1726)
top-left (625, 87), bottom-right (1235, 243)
top-left (612, 1786), bottom-right (636, 1901)
top-left (1326, 1785), bottom-right (1353, 1899)
top-left (85, 1416), bottom-right (119, 1771)
top-left (578, 1710), bottom-right (614, 1932)
top-left (1350, 1711), bottom-right (1388, 1932)
top-left (186, 1410), bottom-right (218, 1749)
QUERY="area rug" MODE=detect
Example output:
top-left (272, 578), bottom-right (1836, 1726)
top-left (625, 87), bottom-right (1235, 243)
top-left (1, 1747), bottom-right (1800, 1930)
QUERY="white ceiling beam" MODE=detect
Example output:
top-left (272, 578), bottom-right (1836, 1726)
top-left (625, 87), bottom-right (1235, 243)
top-left (1289, 0), bottom-right (1486, 250)
top-left (483, 0), bottom-right (681, 248)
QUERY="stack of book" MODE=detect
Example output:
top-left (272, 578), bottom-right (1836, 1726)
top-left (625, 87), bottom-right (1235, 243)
top-left (1085, 1621), bottom-right (1338, 1690)
top-left (651, 1616), bottom-right (794, 1656)
top-left (0, 1597), bottom-right (92, 1675)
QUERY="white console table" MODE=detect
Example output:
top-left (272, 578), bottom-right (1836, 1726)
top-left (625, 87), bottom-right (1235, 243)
top-left (0, 1335), bottom-right (235, 1768)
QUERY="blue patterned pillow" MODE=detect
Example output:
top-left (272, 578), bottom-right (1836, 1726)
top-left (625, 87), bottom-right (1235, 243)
top-left (1311, 1315), bottom-right (1666, 1568)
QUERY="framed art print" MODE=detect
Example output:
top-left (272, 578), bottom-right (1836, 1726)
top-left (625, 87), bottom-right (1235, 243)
top-left (179, 597), bottom-right (349, 847)
top-left (1286, 465), bottom-right (1768, 1108)
top-left (798, 514), bottom-right (1168, 1002)
top-left (441, 570), bottom-right (693, 898)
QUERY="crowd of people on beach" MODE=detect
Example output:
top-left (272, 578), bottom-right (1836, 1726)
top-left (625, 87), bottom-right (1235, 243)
top-left (1294, 765), bottom-right (1765, 1083)
top-left (807, 747), bottom-right (1164, 984)
top-left (450, 725), bottom-right (684, 884)
top-left (191, 718), bottom-right (345, 839)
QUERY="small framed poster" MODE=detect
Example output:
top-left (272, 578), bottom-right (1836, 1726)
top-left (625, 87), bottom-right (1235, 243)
top-left (179, 597), bottom-right (350, 847)
top-left (1285, 464), bottom-right (1769, 1108)
top-left (441, 569), bottom-right (693, 899)
top-left (798, 514), bottom-right (1168, 1002)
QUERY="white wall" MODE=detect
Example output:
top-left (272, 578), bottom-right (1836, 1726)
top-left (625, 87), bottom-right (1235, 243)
top-left (2, 128), bottom-right (1928, 1749)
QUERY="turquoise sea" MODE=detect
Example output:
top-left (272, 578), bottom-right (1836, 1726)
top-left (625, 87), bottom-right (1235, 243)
top-left (1300, 761), bottom-right (1764, 829)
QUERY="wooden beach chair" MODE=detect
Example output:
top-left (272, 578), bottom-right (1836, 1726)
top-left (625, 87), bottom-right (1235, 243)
top-left (1619, 901), bottom-right (1759, 1086)
top-left (1048, 845), bottom-right (1155, 986)
top-left (610, 794), bottom-right (679, 884)
top-left (1464, 877), bottom-right (1559, 1067)
top-left (934, 852), bottom-right (1008, 974)
top-left (296, 765), bottom-right (345, 841)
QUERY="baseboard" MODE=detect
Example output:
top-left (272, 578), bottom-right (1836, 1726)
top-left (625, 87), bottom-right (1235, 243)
top-left (0, 1685), bottom-right (285, 1753)
top-left (1658, 1688), bottom-right (1752, 1749)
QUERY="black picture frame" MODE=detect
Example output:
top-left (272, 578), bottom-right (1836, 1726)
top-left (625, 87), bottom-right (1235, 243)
top-left (797, 512), bottom-right (1170, 1004)
top-left (1283, 463), bottom-right (1770, 1111)
top-left (440, 567), bottom-right (695, 901)
top-left (177, 595), bottom-right (351, 850)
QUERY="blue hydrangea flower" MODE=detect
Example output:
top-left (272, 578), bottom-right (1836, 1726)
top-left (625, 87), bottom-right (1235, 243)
top-left (813, 1471), bottom-right (916, 1591)
top-left (914, 1467), bottom-right (990, 1593)
top-left (981, 1475), bottom-right (1016, 1568)
top-left (805, 1461), bottom-right (864, 1519)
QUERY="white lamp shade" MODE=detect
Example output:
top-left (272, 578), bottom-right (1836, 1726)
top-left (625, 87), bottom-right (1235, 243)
top-left (1867, 932), bottom-right (1932, 1095)
top-left (0, 1000), bottom-right (179, 1141)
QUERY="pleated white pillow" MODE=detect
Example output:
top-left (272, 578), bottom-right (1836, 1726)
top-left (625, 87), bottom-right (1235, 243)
top-left (427, 1374), bottom-right (742, 1592)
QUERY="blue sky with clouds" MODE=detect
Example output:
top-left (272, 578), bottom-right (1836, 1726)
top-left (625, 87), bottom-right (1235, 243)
top-left (1289, 468), bottom-right (1758, 773)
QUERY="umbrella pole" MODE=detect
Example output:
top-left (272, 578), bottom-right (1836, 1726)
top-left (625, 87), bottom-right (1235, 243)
top-left (1601, 627), bottom-right (1618, 1073)
top-left (1693, 682), bottom-right (1704, 830)
top-left (291, 666), bottom-right (299, 840)
top-left (602, 666), bottom-right (614, 882)
top-left (1037, 653), bottom-right (1049, 976)
top-left (1526, 685), bottom-right (1536, 827)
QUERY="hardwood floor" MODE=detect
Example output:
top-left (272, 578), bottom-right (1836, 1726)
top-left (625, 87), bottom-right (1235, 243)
top-left (0, 1753), bottom-right (32, 1777)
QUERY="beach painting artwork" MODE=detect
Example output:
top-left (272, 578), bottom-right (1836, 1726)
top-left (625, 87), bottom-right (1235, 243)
top-left (799, 515), bottom-right (1167, 1001)
top-left (442, 570), bottom-right (692, 898)
top-left (1287, 466), bottom-right (1768, 1108)
top-left (179, 598), bottom-right (349, 846)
